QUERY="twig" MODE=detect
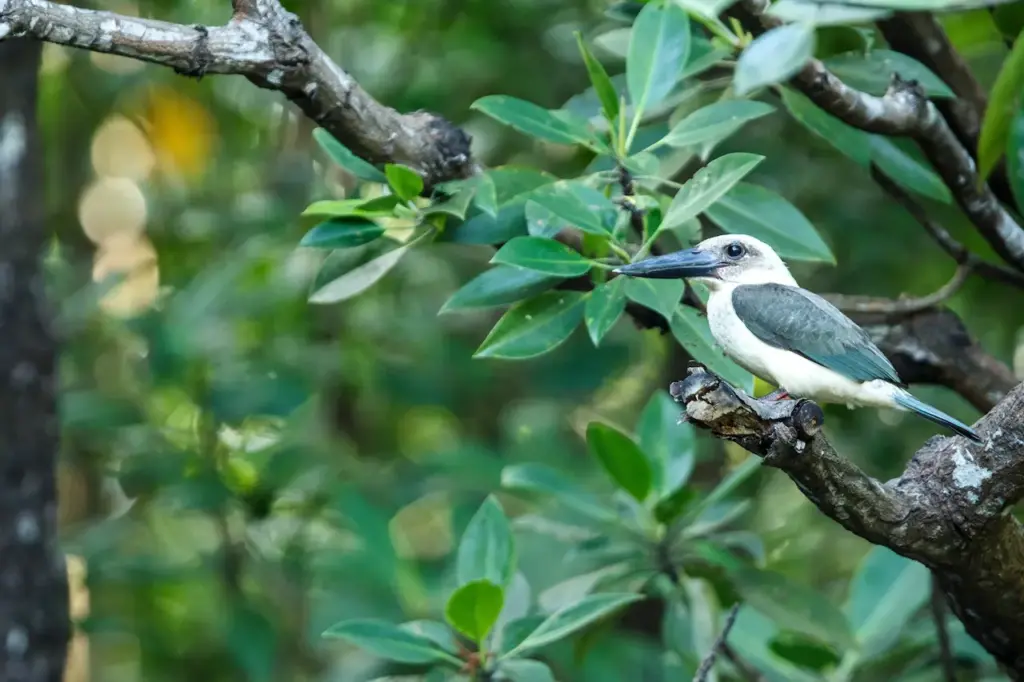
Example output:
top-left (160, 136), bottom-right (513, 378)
top-left (722, 643), bottom-right (767, 682)
top-left (829, 264), bottom-right (970, 317)
top-left (931, 576), bottom-right (958, 682)
top-left (692, 603), bottom-right (741, 682)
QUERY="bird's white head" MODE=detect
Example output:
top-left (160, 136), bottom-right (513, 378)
top-left (614, 234), bottom-right (797, 291)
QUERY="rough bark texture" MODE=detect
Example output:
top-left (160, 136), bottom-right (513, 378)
top-left (672, 368), bottom-right (1024, 677)
top-left (0, 38), bottom-right (70, 682)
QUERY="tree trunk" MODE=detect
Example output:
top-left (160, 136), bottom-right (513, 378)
top-left (0, 38), bottom-right (70, 682)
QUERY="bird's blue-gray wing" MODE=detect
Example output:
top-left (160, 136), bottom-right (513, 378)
top-left (731, 283), bottom-right (904, 386)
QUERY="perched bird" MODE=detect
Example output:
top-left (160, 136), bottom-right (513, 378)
top-left (615, 234), bottom-right (982, 443)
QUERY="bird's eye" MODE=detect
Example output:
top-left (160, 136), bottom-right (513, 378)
top-left (725, 242), bottom-right (745, 259)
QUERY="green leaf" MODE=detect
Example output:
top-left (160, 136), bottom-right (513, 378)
top-left (766, 0), bottom-right (891, 26)
top-left (474, 292), bottom-right (586, 359)
top-left (845, 547), bottom-right (930, 658)
top-left (401, 620), bottom-right (459, 654)
top-left (476, 175), bottom-right (499, 216)
top-left (735, 24), bottom-right (815, 96)
top-left (424, 183), bottom-right (478, 219)
top-left (503, 593), bottom-right (643, 657)
top-left (385, 164), bottom-right (424, 201)
top-left (585, 279), bottom-right (627, 345)
top-left (472, 95), bottom-right (599, 148)
top-left (660, 100), bottom-right (775, 149)
top-left (662, 153), bottom-right (764, 230)
top-left (447, 204), bottom-right (529, 245)
top-left (525, 201), bottom-right (569, 238)
top-left (704, 182), bottom-right (834, 262)
top-left (576, 32), bottom-right (620, 125)
top-left (586, 422), bottom-right (652, 502)
top-left (440, 266), bottom-right (563, 313)
top-left (979, 32), bottom-right (1024, 183)
top-left (670, 306), bottom-right (754, 393)
top-left (638, 391), bottom-right (696, 498)
top-left (730, 608), bottom-right (821, 682)
top-left (823, 49), bottom-right (954, 98)
top-left (500, 659), bottom-right (556, 682)
top-left (869, 136), bottom-right (952, 204)
top-left (312, 128), bottom-right (388, 182)
top-left (300, 195), bottom-right (401, 220)
top-left (501, 463), bottom-right (617, 525)
top-left (309, 233), bottom-right (428, 304)
top-left (299, 218), bottom-right (385, 249)
top-left (322, 619), bottom-right (461, 665)
top-left (624, 278), bottom-right (684, 319)
top-left (627, 0), bottom-right (691, 115)
top-left (528, 182), bottom-right (614, 236)
top-left (1009, 94), bottom-right (1024, 211)
top-left (457, 496), bottom-right (516, 588)
top-left (780, 87), bottom-right (871, 166)
top-left (445, 580), bottom-right (505, 643)
top-left (492, 237), bottom-right (594, 277)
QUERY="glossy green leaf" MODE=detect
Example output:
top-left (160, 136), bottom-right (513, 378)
top-left (440, 266), bottom-right (563, 313)
top-left (663, 153), bottom-right (765, 231)
top-left (576, 32), bottom-right (620, 125)
top-left (624, 278), bottom-right (684, 319)
top-left (475, 175), bottom-right (499, 216)
top-left (766, 0), bottom-right (891, 26)
top-left (704, 182), bottom-right (834, 262)
top-left (501, 463), bottom-right (617, 524)
top-left (824, 49), bottom-right (954, 98)
top-left (585, 279), bottom-right (627, 345)
top-left (457, 496), bottom-right (516, 588)
top-left (670, 306), bottom-right (754, 392)
top-left (445, 580), bottom-right (505, 643)
top-left (780, 87), bottom-right (871, 166)
top-left (492, 237), bottom-right (594, 276)
top-left (312, 128), bottom-right (387, 182)
top-left (528, 182), bottom-right (614, 236)
top-left (447, 204), bottom-right (529, 245)
top-left (424, 183), bottom-right (477, 219)
top-left (504, 593), bottom-right (643, 657)
top-left (638, 390), bottom-right (696, 498)
top-left (300, 195), bottom-right (401, 220)
top-left (627, 0), bottom-right (691, 114)
top-left (845, 546), bottom-right (930, 658)
top-left (299, 218), bottom-right (384, 249)
top-left (472, 95), bottom-right (599, 148)
top-left (870, 136), bottom-right (952, 204)
top-left (500, 659), bottom-right (556, 682)
top-left (660, 100), bottom-right (775, 149)
top-left (979, 32), bottom-right (1024, 183)
top-left (474, 291), bottom-right (585, 359)
top-left (385, 164), bottom-right (424, 201)
top-left (490, 168), bottom-right (559, 204)
top-left (322, 619), bottom-right (461, 665)
top-left (586, 422), bottom-right (652, 502)
top-left (525, 201), bottom-right (569, 238)
top-left (309, 233), bottom-right (428, 304)
top-left (735, 24), bottom-right (815, 96)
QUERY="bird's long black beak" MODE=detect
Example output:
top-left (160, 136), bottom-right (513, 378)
top-left (613, 248), bottom-right (722, 279)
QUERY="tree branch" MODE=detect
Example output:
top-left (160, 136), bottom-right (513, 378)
top-left (0, 0), bottom-right (475, 188)
top-left (693, 603), bottom-right (740, 682)
top-left (671, 367), bottom-right (1024, 675)
top-left (827, 264), bottom-right (970, 317)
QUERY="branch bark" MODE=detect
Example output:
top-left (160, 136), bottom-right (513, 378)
top-left (671, 367), bottom-right (1024, 676)
top-left (0, 37), bottom-right (69, 682)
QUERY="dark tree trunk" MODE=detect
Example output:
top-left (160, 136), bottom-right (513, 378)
top-left (0, 39), bottom-right (70, 682)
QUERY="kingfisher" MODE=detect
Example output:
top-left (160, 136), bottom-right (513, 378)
top-left (615, 234), bottom-right (982, 443)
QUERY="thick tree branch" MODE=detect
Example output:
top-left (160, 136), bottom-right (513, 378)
top-left (671, 367), bottom-right (1024, 676)
top-left (0, 0), bottom-right (474, 188)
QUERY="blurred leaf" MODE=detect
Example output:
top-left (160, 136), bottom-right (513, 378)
top-left (670, 306), bottom-right (755, 392)
top-left (424, 183), bottom-right (478, 219)
top-left (447, 204), bottom-right (529, 244)
top-left (704, 182), bottom-right (835, 262)
top-left (501, 463), bottom-right (617, 525)
top-left (687, 455), bottom-right (761, 522)
top-left (869, 137), bottom-right (952, 204)
top-left (769, 632), bottom-right (841, 670)
top-left (684, 578), bottom-right (720, 681)
top-left (440, 266), bottom-right (563, 313)
top-left (495, 572), bottom-right (534, 650)
top-left (823, 49), bottom-right (954, 98)
top-left (780, 87), bottom-right (872, 166)
top-left (993, 2), bottom-right (1024, 39)
top-left (309, 233), bottom-right (428, 304)
top-left (457, 495), bottom-right (516, 588)
top-left (585, 279), bottom-right (627, 345)
top-left (385, 164), bottom-right (425, 201)
top-left (576, 31), bottom-right (620, 125)
top-left (499, 659), bottom-right (556, 682)
top-left (586, 422), bottom-right (652, 502)
top-left (978, 32), bottom-right (1024, 182)
top-left (730, 609), bottom-right (820, 682)
top-left (312, 128), bottom-right (387, 182)
top-left (445, 580), bottom-right (505, 643)
top-left (473, 95), bottom-right (599, 148)
top-left (401, 620), bottom-right (459, 654)
top-left (660, 100), bottom-right (775, 149)
top-left (474, 291), bottom-right (586, 359)
top-left (528, 182), bottom-right (614, 236)
top-left (492, 237), bottom-right (594, 277)
top-left (538, 563), bottom-right (636, 613)
top-left (322, 619), bottom-right (461, 665)
top-left (638, 390), bottom-right (695, 498)
top-left (735, 24), bottom-right (815, 96)
top-left (624, 278), bottom-right (684, 319)
top-left (62, 391), bottom-right (142, 431)
top-left (299, 218), bottom-right (385, 249)
top-left (844, 546), bottom-right (930, 658)
top-left (301, 196), bottom-right (401, 220)
top-left (1009, 94), bottom-right (1024, 210)
top-left (476, 174), bottom-right (499, 216)
top-left (627, 0), bottom-right (691, 114)
top-left (526, 201), bottom-right (569, 238)
top-left (683, 36), bottom-right (733, 78)
top-left (504, 593), bottom-right (644, 657)
top-left (662, 153), bottom-right (765, 231)
top-left (499, 615), bottom-right (547, 655)
top-left (766, 0), bottom-right (891, 25)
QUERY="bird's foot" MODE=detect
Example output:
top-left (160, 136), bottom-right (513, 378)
top-left (764, 389), bottom-right (790, 401)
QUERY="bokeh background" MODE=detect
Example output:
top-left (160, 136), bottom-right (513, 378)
top-left (46, 0), bottom-right (1022, 680)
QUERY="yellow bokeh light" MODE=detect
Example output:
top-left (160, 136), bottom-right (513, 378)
top-left (78, 177), bottom-right (147, 246)
top-left (91, 115), bottom-right (155, 181)
top-left (142, 86), bottom-right (217, 180)
top-left (92, 233), bottom-right (160, 317)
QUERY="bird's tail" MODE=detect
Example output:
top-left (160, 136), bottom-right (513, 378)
top-left (892, 391), bottom-right (982, 443)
